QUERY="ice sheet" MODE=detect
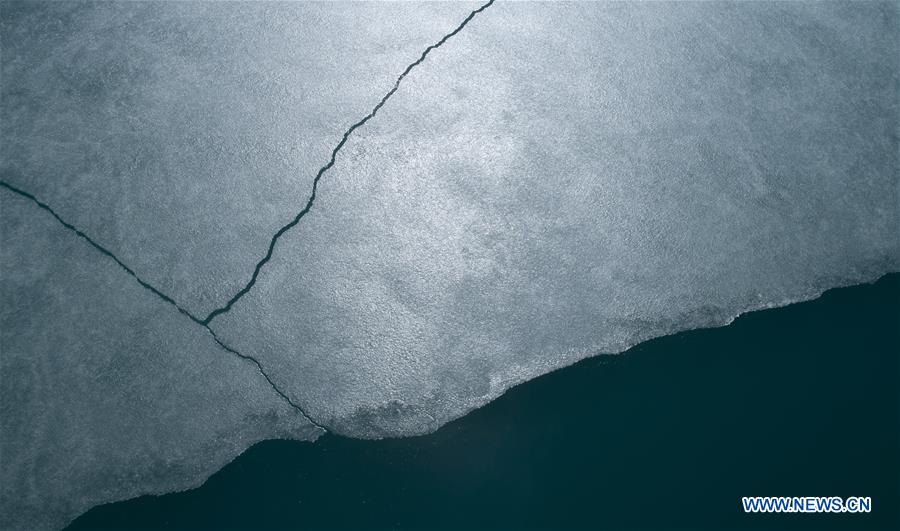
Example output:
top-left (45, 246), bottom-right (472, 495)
top-left (1, 1), bottom-right (898, 528)
top-left (211, 1), bottom-right (899, 437)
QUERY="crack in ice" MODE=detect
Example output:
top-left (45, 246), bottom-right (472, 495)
top-left (0, 180), bottom-right (326, 433)
top-left (0, 0), bottom-right (496, 434)
top-left (200, 0), bottom-right (496, 325)
top-left (0, 182), bottom-right (206, 324)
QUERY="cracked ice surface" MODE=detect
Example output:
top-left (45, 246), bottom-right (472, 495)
top-left (0, 0), bottom-right (481, 318)
top-left (0, 193), bottom-right (321, 531)
top-left (1, 0), bottom-right (899, 529)
top-left (212, 1), bottom-right (899, 437)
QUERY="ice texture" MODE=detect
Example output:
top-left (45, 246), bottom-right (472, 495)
top-left (1, 0), bottom-right (899, 529)
top-left (0, 193), bottom-right (321, 530)
top-left (0, 1), bottom-right (481, 318)
top-left (211, 1), bottom-right (899, 437)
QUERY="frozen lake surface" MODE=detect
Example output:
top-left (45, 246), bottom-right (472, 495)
top-left (2, 1), bottom-right (898, 529)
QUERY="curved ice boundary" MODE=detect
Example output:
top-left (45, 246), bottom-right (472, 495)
top-left (1, 1), bottom-right (898, 530)
top-left (212, 1), bottom-right (899, 438)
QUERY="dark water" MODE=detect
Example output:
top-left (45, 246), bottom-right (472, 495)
top-left (69, 275), bottom-right (899, 530)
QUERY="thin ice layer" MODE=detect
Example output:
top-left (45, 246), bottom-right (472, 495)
top-left (0, 1), bottom-right (480, 318)
top-left (0, 193), bottom-right (320, 531)
top-left (212, 1), bottom-right (900, 437)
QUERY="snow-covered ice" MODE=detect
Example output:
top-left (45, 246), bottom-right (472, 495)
top-left (1, 1), bottom-right (898, 529)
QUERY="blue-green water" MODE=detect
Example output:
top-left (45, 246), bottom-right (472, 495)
top-left (69, 275), bottom-right (899, 530)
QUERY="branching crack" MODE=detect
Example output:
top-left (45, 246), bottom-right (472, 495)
top-left (200, 0), bottom-right (496, 325)
top-left (0, 180), bottom-right (326, 433)
top-left (0, 0), bottom-right (495, 435)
